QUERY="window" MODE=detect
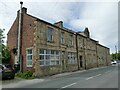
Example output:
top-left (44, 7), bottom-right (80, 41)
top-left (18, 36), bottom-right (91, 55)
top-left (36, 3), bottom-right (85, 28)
top-left (47, 28), bottom-right (53, 41)
top-left (69, 34), bottom-right (73, 46)
top-left (26, 48), bottom-right (32, 67)
top-left (61, 32), bottom-right (65, 44)
top-left (68, 52), bottom-right (77, 64)
top-left (39, 49), bottom-right (60, 66)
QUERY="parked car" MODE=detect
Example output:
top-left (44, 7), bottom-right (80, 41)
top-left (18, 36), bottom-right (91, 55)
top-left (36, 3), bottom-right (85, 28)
top-left (116, 60), bottom-right (120, 63)
top-left (0, 64), bottom-right (15, 80)
top-left (111, 60), bottom-right (117, 64)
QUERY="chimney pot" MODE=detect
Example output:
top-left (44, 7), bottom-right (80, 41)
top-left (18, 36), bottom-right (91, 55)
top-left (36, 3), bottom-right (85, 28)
top-left (20, 1), bottom-right (23, 4)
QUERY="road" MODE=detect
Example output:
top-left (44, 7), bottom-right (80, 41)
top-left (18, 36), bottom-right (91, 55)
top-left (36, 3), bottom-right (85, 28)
top-left (2, 64), bottom-right (119, 90)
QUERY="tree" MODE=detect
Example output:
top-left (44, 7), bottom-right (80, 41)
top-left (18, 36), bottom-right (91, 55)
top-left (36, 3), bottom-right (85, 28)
top-left (1, 44), bottom-right (10, 63)
top-left (111, 53), bottom-right (116, 60)
top-left (111, 52), bottom-right (120, 60)
top-left (0, 28), bottom-right (5, 64)
top-left (0, 29), bottom-right (10, 64)
top-left (0, 28), bottom-right (5, 44)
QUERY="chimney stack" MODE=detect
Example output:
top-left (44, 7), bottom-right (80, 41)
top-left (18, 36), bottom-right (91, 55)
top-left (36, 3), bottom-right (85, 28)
top-left (54, 21), bottom-right (63, 28)
top-left (22, 7), bottom-right (27, 14)
top-left (84, 27), bottom-right (90, 38)
top-left (17, 7), bottom-right (27, 16)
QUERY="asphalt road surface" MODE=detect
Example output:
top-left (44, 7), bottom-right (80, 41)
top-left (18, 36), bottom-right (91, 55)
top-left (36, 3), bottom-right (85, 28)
top-left (3, 64), bottom-right (120, 90)
top-left (2, 64), bottom-right (119, 90)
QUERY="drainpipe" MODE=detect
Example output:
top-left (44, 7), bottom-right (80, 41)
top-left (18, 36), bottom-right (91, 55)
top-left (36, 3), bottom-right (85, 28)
top-left (83, 38), bottom-right (86, 69)
top-left (96, 43), bottom-right (98, 67)
top-left (76, 33), bottom-right (80, 70)
top-left (17, 1), bottom-right (23, 72)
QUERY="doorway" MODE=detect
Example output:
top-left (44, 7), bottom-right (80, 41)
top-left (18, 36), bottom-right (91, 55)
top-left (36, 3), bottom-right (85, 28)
top-left (80, 56), bottom-right (83, 67)
top-left (61, 51), bottom-right (66, 71)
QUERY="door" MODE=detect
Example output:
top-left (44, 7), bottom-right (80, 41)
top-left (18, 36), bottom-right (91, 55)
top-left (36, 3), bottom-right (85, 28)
top-left (61, 51), bottom-right (66, 71)
top-left (80, 56), bottom-right (83, 67)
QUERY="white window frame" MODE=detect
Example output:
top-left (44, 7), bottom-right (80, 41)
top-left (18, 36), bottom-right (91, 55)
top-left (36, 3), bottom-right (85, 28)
top-left (50, 50), bottom-right (60, 65)
top-left (26, 48), bottom-right (33, 67)
top-left (68, 52), bottom-right (77, 64)
top-left (39, 49), bottom-right (60, 66)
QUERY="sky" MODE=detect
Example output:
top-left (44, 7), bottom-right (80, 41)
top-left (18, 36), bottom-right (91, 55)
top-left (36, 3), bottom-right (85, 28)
top-left (0, 0), bottom-right (119, 54)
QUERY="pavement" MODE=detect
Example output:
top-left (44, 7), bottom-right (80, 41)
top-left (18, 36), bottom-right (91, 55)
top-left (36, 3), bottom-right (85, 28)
top-left (1, 64), bottom-right (118, 89)
top-left (2, 78), bottom-right (44, 88)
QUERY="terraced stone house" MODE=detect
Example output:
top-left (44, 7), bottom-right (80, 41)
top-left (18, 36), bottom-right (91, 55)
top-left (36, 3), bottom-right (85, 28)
top-left (7, 7), bottom-right (111, 76)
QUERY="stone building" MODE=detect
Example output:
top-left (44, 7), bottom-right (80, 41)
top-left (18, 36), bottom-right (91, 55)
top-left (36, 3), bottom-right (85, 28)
top-left (7, 7), bottom-right (111, 76)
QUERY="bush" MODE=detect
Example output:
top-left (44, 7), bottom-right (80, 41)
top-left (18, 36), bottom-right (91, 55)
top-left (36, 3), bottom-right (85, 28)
top-left (16, 71), bottom-right (34, 79)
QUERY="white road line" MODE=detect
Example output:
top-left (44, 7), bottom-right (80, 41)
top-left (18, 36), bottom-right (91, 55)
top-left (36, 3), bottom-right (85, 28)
top-left (61, 83), bottom-right (77, 89)
top-left (86, 76), bottom-right (94, 80)
top-left (86, 74), bottom-right (102, 80)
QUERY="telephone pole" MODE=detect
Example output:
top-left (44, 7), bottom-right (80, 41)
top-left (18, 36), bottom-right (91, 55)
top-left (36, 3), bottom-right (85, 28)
top-left (17, 1), bottom-right (23, 72)
top-left (115, 45), bottom-right (118, 60)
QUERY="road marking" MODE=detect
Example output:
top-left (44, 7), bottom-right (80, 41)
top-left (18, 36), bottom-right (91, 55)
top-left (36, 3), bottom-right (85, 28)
top-left (86, 74), bottom-right (102, 80)
top-left (61, 83), bottom-right (77, 89)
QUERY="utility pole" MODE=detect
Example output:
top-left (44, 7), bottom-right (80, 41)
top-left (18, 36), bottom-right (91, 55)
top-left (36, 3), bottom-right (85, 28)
top-left (17, 1), bottom-right (23, 72)
top-left (115, 45), bottom-right (118, 60)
